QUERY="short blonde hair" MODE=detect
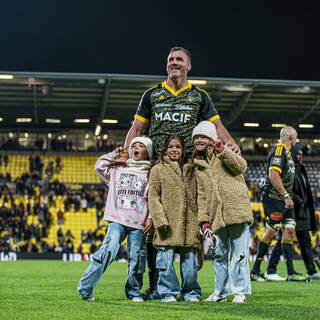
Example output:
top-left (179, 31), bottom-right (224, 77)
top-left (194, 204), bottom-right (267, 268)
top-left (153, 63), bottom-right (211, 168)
top-left (280, 126), bottom-right (297, 139)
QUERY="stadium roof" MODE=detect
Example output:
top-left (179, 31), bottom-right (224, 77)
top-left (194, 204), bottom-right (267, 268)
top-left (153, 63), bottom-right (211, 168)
top-left (0, 71), bottom-right (319, 137)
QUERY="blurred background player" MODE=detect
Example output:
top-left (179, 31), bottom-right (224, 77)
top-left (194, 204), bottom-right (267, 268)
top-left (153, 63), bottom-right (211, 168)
top-left (265, 145), bottom-right (320, 280)
top-left (251, 126), bottom-right (305, 281)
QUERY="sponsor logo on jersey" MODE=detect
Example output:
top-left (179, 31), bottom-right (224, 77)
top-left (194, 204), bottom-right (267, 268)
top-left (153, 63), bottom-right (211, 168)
top-left (270, 212), bottom-right (283, 221)
top-left (155, 111), bottom-right (192, 123)
top-left (152, 89), bottom-right (165, 96)
top-left (271, 157), bottom-right (281, 165)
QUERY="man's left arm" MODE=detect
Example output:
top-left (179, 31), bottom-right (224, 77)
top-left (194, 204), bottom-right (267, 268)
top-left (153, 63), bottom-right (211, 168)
top-left (199, 88), bottom-right (240, 155)
top-left (213, 118), bottom-right (240, 155)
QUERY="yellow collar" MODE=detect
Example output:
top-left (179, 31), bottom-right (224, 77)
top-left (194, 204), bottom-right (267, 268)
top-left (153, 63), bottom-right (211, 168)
top-left (161, 80), bottom-right (191, 96)
top-left (276, 143), bottom-right (291, 155)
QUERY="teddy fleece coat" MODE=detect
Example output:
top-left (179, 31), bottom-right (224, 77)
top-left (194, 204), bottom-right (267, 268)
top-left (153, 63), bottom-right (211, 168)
top-left (148, 157), bottom-right (204, 248)
top-left (194, 146), bottom-right (253, 233)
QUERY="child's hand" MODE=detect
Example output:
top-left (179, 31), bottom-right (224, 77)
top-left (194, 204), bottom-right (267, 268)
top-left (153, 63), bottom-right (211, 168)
top-left (226, 141), bottom-right (241, 155)
top-left (143, 218), bottom-right (154, 234)
top-left (159, 225), bottom-right (168, 233)
top-left (214, 140), bottom-right (224, 153)
top-left (201, 222), bottom-right (211, 233)
top-left (112, 146), bottom-right (129, 167)
top-left (209, 137), bottom-right (216, 148)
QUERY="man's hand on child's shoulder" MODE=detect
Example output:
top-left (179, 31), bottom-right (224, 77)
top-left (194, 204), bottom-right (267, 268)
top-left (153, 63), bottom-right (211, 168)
top-left (143, 218), bottom-right (154, 234)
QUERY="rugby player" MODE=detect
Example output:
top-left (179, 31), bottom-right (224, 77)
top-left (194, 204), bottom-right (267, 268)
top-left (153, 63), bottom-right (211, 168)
top-left (251, 126), bottom-right (305, 281)
top-left (122, 46), bottom-right (240, 299)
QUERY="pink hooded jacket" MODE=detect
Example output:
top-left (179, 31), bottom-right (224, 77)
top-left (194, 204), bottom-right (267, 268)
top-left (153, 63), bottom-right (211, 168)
top-left (95, 150), bottom-right (150, 230)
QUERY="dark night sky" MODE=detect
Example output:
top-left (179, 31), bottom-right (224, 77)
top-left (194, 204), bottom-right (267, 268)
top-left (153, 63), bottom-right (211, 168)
top-left (1, 1), bottom-right (319, 80)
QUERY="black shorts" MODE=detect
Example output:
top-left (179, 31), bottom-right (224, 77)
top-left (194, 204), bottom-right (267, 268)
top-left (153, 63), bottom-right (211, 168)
top-left (262, 194), bottom-right (295, 231)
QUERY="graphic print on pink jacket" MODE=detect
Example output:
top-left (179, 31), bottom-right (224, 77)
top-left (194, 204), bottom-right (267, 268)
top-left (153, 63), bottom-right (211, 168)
top-left (95, 150), bottom-right (151, 230)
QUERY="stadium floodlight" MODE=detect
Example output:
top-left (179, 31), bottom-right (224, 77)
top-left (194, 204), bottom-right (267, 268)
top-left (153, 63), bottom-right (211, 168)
top-left (298, 124), bottom-right (314, 128)
top-left (0, 74), bottom-right (13, 79)
top-left (188, 80), bottom-right (207, 85)
top-left (95, 124), bottom-right (101, 136)
top-left (243, 122), bottom-right (259, 127)
top-left (102, 119), bottom-right (118, 124)
top-left (16, 118), bottom-right (32, 123)
top-left (74, 118), bottom-right (90, 123)
top-left (46, 118), bottom-right (61, 124)
top-left (272, 123), bottom-right (286, 128)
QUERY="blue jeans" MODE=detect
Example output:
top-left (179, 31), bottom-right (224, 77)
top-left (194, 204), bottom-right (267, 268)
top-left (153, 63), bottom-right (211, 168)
top-left (213, 223), bottom-right (251, 296)
top-left (156, 246), bottom-right (201, 301)
top-left (78, 222), bottom-right (146, 300)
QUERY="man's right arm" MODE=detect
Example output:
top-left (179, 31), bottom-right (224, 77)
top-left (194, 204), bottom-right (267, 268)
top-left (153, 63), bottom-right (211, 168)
top-left (269, 169), bottom-right (294, 209)
top-left (124, 118), bottom-right (148, 148)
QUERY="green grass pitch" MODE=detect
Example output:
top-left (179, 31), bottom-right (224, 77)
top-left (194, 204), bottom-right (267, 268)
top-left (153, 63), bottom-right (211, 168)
top-left (0, 260), bottom-right (319, 320)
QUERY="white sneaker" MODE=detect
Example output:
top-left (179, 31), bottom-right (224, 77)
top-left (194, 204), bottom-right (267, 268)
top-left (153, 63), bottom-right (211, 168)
top-left (203, 292), bottom-right (227, 302)
top-left (188, 298), bottom-right (200, 302)
top-left (131, 296), bottom-right (144, 302)
top-left (162, 296), bottom-right (177, 303)
top-left (83, 296), bottom-right (94, 301)
top-left (264, 272), bottom-right (286, 281)
top-left (308, 272), bottom-right (320, 280)
top-left (232, 294), bottom-right (246, 303)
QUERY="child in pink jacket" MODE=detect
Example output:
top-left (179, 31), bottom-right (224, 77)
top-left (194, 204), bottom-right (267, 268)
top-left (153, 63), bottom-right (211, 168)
top-left (78, 137), bottom-right (153, 302)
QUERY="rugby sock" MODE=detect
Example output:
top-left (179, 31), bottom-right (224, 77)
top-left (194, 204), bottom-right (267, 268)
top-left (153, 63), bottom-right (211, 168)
top-left (267, 240), bottom-right (282, 274)
top-left (281, 241), bottom-right (295, 275)
top-left (251, 240), bottom-right (270, 274)
top-left (146, 236), bottom-right (158, 289)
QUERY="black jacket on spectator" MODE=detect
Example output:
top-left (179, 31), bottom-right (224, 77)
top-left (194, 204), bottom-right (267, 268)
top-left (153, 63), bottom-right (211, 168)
top-left (291, 145), bottom-right (317, 231)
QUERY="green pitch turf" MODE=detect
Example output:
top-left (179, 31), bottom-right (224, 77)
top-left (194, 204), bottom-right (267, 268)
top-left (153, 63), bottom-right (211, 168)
top-left (0, 260), bottom-right (319, 320)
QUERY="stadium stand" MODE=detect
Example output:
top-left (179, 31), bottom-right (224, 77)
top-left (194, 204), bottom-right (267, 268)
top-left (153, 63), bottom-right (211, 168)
top-left (0, 151), bottom-right (319, 259)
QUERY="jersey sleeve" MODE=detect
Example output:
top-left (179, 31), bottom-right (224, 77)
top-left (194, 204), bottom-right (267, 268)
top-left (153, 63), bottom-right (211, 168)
top-left (134, 88), bottom-right (153, 124)
top-left (268, 146), bottom-right (286, 174)
top-left (198, 88), bottom-right (220, 122)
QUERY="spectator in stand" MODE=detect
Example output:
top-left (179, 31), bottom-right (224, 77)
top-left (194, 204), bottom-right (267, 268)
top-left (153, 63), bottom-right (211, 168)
top-left (88, 187), bottom-right (95, 209)
top-left (77, 244), bottom-right (83, 254)
top-left (80, 192), bottom-right (88, 212)
top-left (45, 160), bottom-right (54, 178)
top-left (15, 177), bottom-right (25, 195)
top-left (55, 156), bottom-right (61, 173)
top-left (4, 154), bottom-right (8, 167)
top-left (66, 229), bottom-right (75, 240)
top-left (57, 209), bottom-right (64, 225)
top-left (73, 192), bottom-right (81, 212)
top-left (57, 227), bottom-right (64, 242)
top-left (90, 241), bottom-right (97, 254)
top-left (86, 230), bottom-right (93, 243)
top-left (81, 230), bottom-right (86, 243)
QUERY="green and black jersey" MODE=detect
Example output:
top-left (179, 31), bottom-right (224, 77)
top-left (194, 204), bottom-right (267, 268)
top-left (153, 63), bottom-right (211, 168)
top-left (135, 80), bottom-right (219, 158)
top-left (263, 143), bottom-right (295, 200)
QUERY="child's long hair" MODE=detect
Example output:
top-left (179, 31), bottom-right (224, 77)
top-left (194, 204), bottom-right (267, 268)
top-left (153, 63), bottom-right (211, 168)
top-left (160, 134), bottom-right (187, 166)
